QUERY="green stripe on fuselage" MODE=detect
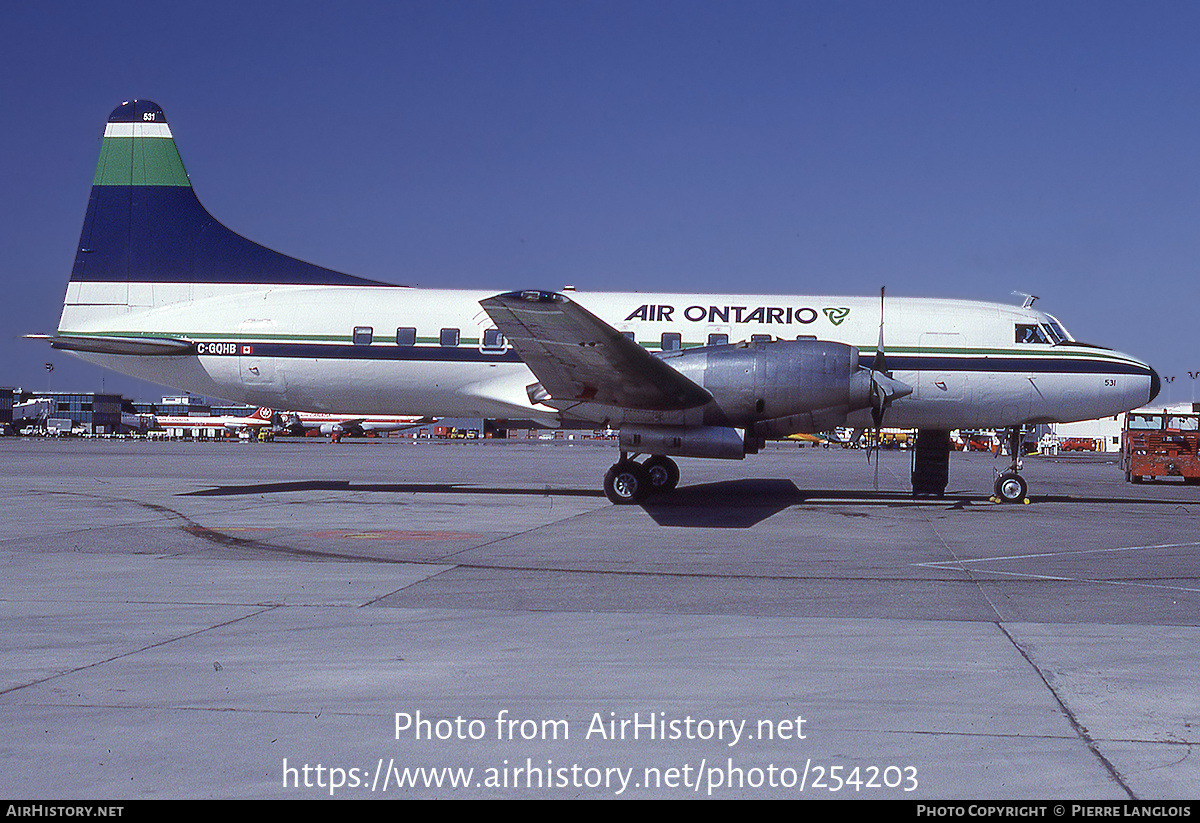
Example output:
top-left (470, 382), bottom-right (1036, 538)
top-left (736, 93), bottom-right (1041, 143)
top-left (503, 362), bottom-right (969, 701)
top-left (93, 136), bottom-right (190, 187)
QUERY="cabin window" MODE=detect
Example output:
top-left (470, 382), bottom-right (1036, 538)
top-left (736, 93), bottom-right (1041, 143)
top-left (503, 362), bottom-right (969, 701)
top-left (482, 328), bottom-right (506, 350)
top-left (353, 326), bottom-right (373, 345)
top-left (395, 327), bottom-right (416, 346)
top-left (750, 334), bottom-right (772, 343)
top-left (707, 333), bottom-right (729, 346)
top-left (440, 328), bottom-right (460, 347)
top-left (621, 331), bottom-right (635, 341)
top-left (1016, 324), bottom-right (1049, 344)
top-left (661, 332), bottom-right (682, 351)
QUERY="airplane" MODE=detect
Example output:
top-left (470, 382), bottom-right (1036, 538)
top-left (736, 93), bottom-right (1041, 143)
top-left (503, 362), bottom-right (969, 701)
top-left (150, 406), bottom-right (276, 435)
top-left (32, 100), bottom-right (1161, 504)
top-left (120, 410), bottom-right (155, 433)
top-left (280, 411), bottom-right (433, 438)
top-left (786, 430), bottom-right (849, 447)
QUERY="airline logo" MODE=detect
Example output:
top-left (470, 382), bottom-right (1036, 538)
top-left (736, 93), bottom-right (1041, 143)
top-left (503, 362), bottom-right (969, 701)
top-left (624, 304), bottom-right (851, 326)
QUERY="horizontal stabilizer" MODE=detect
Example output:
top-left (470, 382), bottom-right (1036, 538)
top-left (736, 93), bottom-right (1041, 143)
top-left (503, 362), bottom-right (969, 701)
top-left (26, 334), bottom-right (195, 356)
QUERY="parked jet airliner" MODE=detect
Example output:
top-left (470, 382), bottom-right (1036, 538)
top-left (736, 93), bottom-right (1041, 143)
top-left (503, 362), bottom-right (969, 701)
top-left (151, 406), bottom-right (275, 435)
top-left (281, 411), bottom-right (433, 438)
top-left (33, 101), bottom-right (1161, 503)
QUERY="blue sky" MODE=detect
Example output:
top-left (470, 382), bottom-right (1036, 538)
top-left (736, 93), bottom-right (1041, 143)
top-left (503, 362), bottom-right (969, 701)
top-left (3, 1), bottom-right (1199, 403)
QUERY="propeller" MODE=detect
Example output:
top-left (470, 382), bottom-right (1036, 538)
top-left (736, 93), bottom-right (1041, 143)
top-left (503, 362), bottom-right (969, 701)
top-left (866, 287), bottom-right (912, 490)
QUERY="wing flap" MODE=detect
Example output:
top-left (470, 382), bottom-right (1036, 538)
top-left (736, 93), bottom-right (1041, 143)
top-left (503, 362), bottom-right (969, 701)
top-left (480, 291), bottom-right (711, 411)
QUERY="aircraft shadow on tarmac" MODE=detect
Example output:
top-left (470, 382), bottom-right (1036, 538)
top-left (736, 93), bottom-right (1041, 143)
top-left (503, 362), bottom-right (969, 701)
top-left (639, 480), bottom-right (963, 528)
top-left (180, 479), bottom-right (1193, 530)
top-left (181, 480), bottom-right (607, 498)
top-left (640, 481), bottom-right (1196, 527)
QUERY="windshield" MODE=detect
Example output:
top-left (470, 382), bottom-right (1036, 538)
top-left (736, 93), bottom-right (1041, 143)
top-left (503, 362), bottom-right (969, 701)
top-left (1126, 413), bottom-right (1162, 430)
top-left (1043, 314), bottom-right (1073, 343)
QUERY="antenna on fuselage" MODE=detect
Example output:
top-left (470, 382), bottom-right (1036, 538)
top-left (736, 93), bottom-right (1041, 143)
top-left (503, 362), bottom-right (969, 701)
top-left (1012, 292), bottom-right (1039, 309)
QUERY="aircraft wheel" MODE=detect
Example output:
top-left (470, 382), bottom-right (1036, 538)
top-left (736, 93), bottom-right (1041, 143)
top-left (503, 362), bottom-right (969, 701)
top-left (604, 461), bottom-right (650, 505)
top-left (642, 455), bottom-right (680, 493)
top-left (994, 472), bottom-right (1027, 503)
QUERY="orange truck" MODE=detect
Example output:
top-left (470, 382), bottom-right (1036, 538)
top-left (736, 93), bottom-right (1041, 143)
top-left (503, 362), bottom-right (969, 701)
top-left (1121, 410), bottom-right (1200, 484)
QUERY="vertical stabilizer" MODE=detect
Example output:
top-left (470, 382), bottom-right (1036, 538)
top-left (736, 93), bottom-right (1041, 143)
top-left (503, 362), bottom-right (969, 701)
top-left (91, 100), bottom-right (190, 188)
top-left (69, 100), bottom-right (388, 299)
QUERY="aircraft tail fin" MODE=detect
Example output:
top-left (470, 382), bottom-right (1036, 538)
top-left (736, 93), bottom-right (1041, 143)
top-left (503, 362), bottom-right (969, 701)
top-left (69, 100), bottom-right (388, 299)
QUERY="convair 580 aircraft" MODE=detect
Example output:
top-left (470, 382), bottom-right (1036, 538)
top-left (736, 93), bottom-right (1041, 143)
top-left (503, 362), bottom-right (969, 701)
top-left (36, 101), bottom-right (1161, 504)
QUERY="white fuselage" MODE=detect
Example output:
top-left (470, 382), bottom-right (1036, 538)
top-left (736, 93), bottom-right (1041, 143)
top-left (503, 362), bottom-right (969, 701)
top-left (58, 282), bottom-right (1155, 432)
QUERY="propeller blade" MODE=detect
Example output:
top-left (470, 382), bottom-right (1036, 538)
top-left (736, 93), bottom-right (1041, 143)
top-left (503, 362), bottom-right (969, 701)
top-left (868, 286), bottom-right (902, 492)
top-left (874, 286), bottom-right (888, 377)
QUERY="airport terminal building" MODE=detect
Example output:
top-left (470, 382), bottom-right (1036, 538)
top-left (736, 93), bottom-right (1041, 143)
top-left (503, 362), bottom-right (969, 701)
top-left (8, 391), bottom-right (124, 434)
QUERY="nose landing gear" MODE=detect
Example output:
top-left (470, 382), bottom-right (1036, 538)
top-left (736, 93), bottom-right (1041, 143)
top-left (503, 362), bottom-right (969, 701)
top-left (993, 470), bottom-right (1028, 504)
top-left (992, 427), bottom-right (1030, 504)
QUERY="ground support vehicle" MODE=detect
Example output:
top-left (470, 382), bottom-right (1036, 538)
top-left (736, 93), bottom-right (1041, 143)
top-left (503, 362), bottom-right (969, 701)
top-left (1121, 410), bottom-right (1200, 484)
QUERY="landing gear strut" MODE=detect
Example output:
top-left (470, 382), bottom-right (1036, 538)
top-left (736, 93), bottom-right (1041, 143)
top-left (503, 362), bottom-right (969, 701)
top-left (993, 426), bottom-right (1029, 504)
top-left (603, 453), bottom-right (680, 504)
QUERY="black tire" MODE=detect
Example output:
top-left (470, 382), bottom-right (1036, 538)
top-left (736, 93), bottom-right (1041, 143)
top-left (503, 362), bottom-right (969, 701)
top-left (642, 455), bottom-right (680, 493)
top-left (604, 462), bottom-right (649, 504)
top-left (994, 472), bottom-right (1027, 503)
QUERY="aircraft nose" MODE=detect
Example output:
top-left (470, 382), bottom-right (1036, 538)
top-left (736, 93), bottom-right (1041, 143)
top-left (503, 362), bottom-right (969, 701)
top-left (1148, 365), bottom-right (1162, 404)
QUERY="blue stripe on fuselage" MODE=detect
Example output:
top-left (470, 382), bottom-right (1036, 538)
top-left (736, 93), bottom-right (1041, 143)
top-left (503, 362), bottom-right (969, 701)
top-left (222, 342), bottom-right (1150, 376)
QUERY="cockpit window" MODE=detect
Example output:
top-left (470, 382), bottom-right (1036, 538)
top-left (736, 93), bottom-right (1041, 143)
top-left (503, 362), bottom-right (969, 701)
top-left (1043, 314), bottom-right (1072, 343)
top-left (1015, 324), bottom-right (1049, 344)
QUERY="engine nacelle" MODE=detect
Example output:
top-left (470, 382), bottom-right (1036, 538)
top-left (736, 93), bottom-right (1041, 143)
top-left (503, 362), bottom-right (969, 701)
top-left (619, 424), bottom-right (748, 460)
top-left (319, 423), bottom-right (343, 436)
top-left (658, 338), bottom-right (873, 431)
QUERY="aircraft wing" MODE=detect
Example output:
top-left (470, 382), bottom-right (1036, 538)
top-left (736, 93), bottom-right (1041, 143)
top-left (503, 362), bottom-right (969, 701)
top-left (480, 291), bottom-right (712, 412)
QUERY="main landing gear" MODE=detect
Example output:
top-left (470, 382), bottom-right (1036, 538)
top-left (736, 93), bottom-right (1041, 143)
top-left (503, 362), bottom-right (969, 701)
top-left (603, 453), bottom-right (680, 504)
top-left (992, 426), bottom-right (1029, 504)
